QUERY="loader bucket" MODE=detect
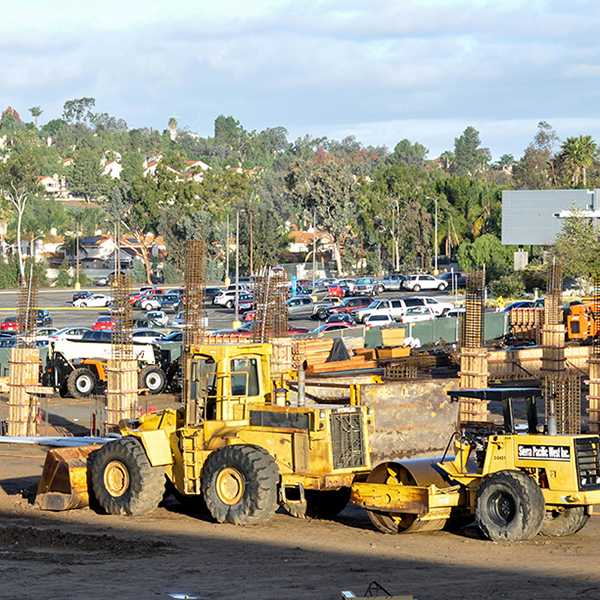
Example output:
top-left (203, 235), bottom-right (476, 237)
top-left (35, 445), bottom-right (100, 511)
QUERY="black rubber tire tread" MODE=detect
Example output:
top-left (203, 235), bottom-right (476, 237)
top-left (540, 506), bottom-right (589, 537)
top-left (201, 444), bottom-right (279, 525)
top-left (304, 487), bottom-right (351, 519)
top-left (139, 365), bottom-right (166, 394)
top-left (413, 285), bottom-right (421, 292)
top-left (66, 367), bottom-right (96, 398)
top-left (476, 470), bottom-right (545, 542)
top-left (89, 437), bottom-right (165, 516)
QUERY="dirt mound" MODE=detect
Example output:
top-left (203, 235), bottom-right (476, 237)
top-left (0, 526), bottom-right (169, 564)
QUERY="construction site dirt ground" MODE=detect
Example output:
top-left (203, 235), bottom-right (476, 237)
top-left (0, 443), bottom-right (599, 600)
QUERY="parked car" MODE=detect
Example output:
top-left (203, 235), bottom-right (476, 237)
top-left (355, 298), bottom-right (407, 323)
top-left (0, 317), bottom-right (18, 332)
top-left (381, 274), bottom-right (406, 291)
top-left (132, 328), bottom-right (165, 344)
top-left (238, 293), bottom-right (255, 313)
top-left (327, 296), bottom-right (373, 317)
top-left (337, 279), bottom-right (357, 294)
top-left (205, 287), bottom-right (223, 304)
top-left (72, 291), bottom-right (93, 303)
top-left (146, 310), bottom-right (169, 327)
top-left (439, 271), bottom-right (467, 289)
top-left (170, 312), bottom-right (185, 328)
top-left (156, 294), bottom-right (182, 313)
top-left (73, 293), bottom-right (113, 307)
top-left (92, 316), bottom-right (114, 331)
top-left (402, 274), bottom-right (447, 292)
top-left (287, 295), bottom-right (315, 319)
top-left (35, 328), bottom-right (59, 343)
top-left (312, 296), bottom-right (344, 320)
top-left (354, 277), bottom-right (384, 296)
top-left (163, 330), bottom-right (183, 342)
top-left (325, 313), bottom-right (355, 325)
top-left (444, 307), bottom-right (466, 318)
top-left (311, 322), bottom-right (353, 335)
top-left (312, 278), bottom-right (339, 293)
top-left (399, 306), bottom-right (437, 324)
top-left (213, 290), bottom-right (239, 309)
top-left (411, 296), bottom-right (454, 317)
top-left (364, 314), bottom-right (395, 328)
top-left (49, 327), bottom-right (92, 342)
top-left (503, 300), bottom-right (536, 312)
top-left (327, 284), bottom-right (345, 298)
top-left (36, 310), bottom-right (53, 327)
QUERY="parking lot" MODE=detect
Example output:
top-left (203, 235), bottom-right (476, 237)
top-left (0, 286), bottom-right (462, 334)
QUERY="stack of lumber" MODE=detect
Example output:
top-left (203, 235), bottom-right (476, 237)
top-left (380, 328), bottom-right (406, 347)
top-left (292, 338), bottom-right (334, 370)
top-left (305, 353), bottom-right (378, 375)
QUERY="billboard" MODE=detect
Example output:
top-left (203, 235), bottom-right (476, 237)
top-left (501, 189), bottom-right (597, 245)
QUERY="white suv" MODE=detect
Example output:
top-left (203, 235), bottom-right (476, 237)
top-left (355, 298), bottom-right (407, 323)
top-left (403, 274), bottom-right (447, 292)
top-left (409, 296), bottom-right (454, 316)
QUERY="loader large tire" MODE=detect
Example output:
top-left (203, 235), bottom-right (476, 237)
top-left (67, 367), bottom-right (96, 398)
top-left (540, 506), bottom-right (589, 537)
top-left (90, 437), bottom-right (165, 516)
top-left (476, 470), bottom-right (545, 541)
top-left (201, 445), bottom-right (278, 525)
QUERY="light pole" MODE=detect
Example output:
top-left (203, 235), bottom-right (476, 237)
top-left (224, 213), bottom-right (231, 287)
top-left (312, 210), bottom-right (317, 291)
top-left (433, 196), bottom-right (439, 275)
top-left (75, 216), bottom-right (81, 290)
top-left (232, 209), bottom-right (241, 328)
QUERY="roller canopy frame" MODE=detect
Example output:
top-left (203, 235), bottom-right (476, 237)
top-left (448, 387), bottom-right (541, 434)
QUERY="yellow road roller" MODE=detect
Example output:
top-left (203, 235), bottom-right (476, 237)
top-left (352, 388), bottom-right (600, 541)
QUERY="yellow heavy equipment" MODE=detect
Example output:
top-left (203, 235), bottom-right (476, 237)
top-left (37, 342), bottom-right (372, 524)
top-left (352, 388), bottom-right (600, 541)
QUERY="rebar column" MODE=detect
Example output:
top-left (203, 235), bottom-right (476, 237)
top-left (182, 240), bottom-right (207, 426)
top-left (106, 272), bottom-right (137, 432)
top-left (7, 264), bottom-right (40, 436)
top-left (459, 269), bottom-right (488, 422)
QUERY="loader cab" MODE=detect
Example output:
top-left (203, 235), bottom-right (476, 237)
top-left (185, 343), bottom-right (273, 425)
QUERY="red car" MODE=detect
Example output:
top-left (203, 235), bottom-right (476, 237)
top-left (92, 316), bottom-right (114, 331)
top-left (327, 296), bottom-right (372, 317)
top-left (327, 284), bottom-right (345, 298)
top-left (0, 317), bottom-right (18, 332)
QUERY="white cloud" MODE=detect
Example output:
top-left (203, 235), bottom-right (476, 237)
top-left (1, 0), bottom-right (600, 156)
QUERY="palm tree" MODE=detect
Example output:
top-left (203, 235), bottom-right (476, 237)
top-left (28, 106), bottom-right (42, 127)
top-left (167, 117), bottom-right (178, 142)
top-left (559, 135), bottom-right (597, 187)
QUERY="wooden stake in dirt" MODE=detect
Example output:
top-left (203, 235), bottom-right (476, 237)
top-left (7, 258), bottom-right (40, 436)
top-left (106, 272), bottom-right (137, 432)
top-left (459, 269), bottom-right (489, 423)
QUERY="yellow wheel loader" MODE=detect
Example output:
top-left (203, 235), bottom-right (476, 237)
top-left (352, 388), bottom-right (600, 541)
top-left (37, 342), bottom-right (371, 524)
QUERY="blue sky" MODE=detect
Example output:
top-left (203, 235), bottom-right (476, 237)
top-left (2, 0), bottom-right (600, 157)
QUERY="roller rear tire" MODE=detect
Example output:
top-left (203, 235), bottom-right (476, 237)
top-left (541, 506), bottom-right (589, 537)
top-left (476, 470), bottom-right (545, 541)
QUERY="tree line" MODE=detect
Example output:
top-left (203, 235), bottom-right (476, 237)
top-left (0, 98), bottom-right (598, 287)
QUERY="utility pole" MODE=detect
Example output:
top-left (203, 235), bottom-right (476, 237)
top-left (312, 210), bottom-right (317, 291)
top-left (233, 209), bottom-right (241, 328)
top-left (433, 197), bottom-right (439, 275)
top-left (75, 215), bottom-right (81, 290)
top-left (224, 213), bottom-right (230, 287)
